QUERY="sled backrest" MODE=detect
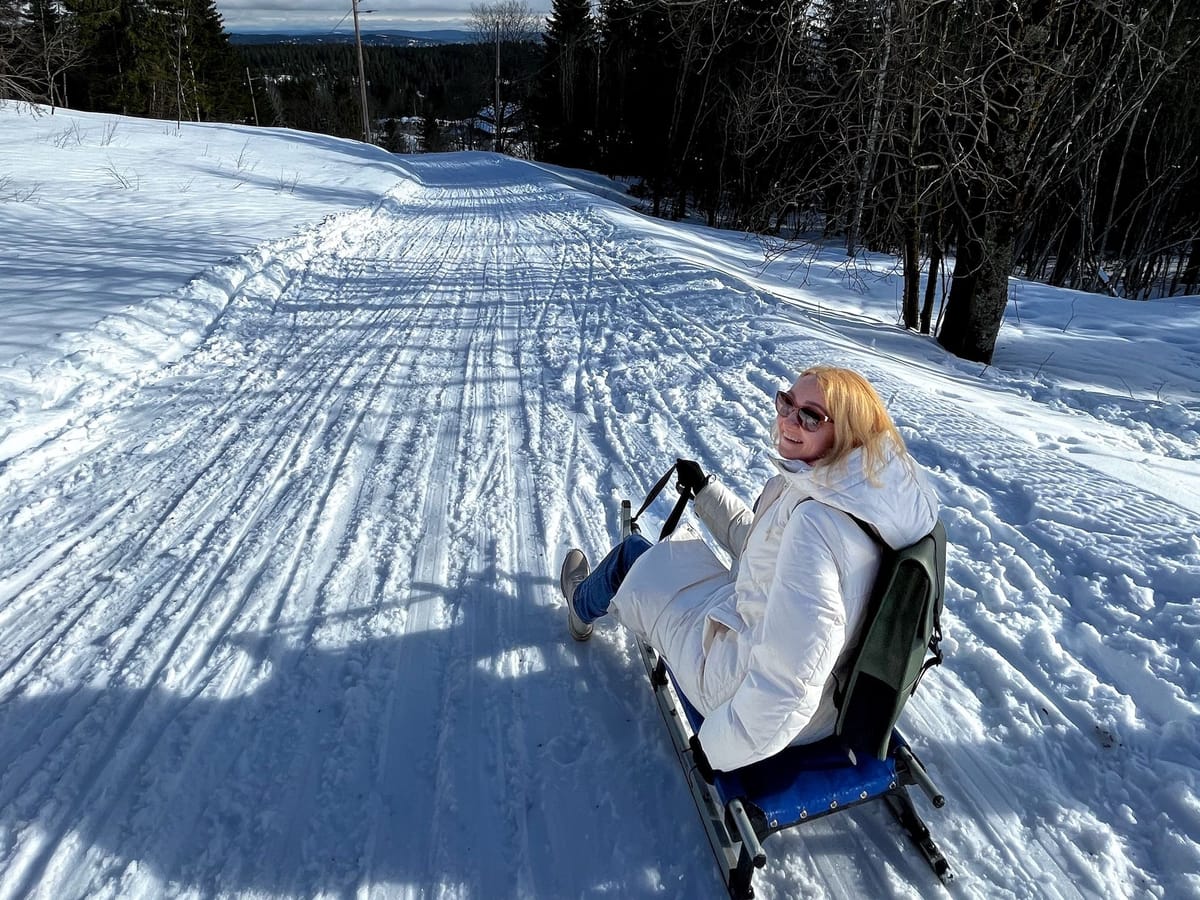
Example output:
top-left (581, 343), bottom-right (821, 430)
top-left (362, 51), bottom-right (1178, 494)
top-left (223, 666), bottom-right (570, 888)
top-left (834, 519), bottom-right (947, 761)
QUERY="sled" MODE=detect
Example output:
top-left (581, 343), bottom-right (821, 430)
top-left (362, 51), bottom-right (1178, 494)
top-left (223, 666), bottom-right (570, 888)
top-left (619, 488), bottom-right (953, 899)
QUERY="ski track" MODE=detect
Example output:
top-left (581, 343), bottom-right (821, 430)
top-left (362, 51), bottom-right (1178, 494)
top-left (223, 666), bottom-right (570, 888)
top-left (1, 156), bottom-right (1196, 899)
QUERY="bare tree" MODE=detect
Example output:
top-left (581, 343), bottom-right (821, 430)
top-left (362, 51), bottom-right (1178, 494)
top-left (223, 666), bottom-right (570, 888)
top-left (660, 0), bottom-right (1199, 359)
top-left (935, 0), bottom-right (1200, 360)
top-left (469, 0), bottom-right (540, 45)
top-left (1, 0), bottom-right (82, 105)
top-left (1, 4), bottom-right (42, 103)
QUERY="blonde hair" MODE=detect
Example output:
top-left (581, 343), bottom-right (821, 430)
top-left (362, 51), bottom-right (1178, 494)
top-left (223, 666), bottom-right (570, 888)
top-left (798, 365), bottom-right (908, 480)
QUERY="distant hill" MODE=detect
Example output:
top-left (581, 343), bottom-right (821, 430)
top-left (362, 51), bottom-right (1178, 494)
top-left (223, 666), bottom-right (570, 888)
top-left (229, 29), bottom-right (474, 47)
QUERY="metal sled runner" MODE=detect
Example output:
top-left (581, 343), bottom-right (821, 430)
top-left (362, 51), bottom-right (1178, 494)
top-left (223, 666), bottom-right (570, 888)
top-left (619, 494), bottom-right (953, 898)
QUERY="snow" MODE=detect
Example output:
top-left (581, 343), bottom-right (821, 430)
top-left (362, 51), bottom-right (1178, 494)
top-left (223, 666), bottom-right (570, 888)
top-left (1, 101), bottom-right (1198, 899)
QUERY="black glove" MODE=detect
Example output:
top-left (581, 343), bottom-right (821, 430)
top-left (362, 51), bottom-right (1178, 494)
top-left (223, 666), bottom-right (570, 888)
top-left (675, 458), bottom-right (709, 497)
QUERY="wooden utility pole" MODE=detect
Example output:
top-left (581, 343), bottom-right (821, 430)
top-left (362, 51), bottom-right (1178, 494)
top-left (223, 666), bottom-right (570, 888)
top-left (245, 67), bottom-right (259, 127)
top-left (494, 22), bottom-right (502, 153)
top-left (352, 0), bottom-right (371, 143)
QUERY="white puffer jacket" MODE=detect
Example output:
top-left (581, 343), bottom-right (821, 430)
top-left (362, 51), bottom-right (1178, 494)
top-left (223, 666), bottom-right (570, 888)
top-left (609, 448), bottom-right (939, 772)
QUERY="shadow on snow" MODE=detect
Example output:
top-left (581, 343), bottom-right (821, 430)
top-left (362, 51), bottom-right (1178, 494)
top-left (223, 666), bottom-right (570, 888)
top-left (0, 543), bottom-right (721, 898)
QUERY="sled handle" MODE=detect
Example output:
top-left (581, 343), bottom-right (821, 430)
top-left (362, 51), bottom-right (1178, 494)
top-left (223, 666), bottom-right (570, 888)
top-left (628, 465), bottom-right (693, 541)
top-left (727, 799), bottom-right (767, 868)
top-left (897, 746), bottom-right (945, 808)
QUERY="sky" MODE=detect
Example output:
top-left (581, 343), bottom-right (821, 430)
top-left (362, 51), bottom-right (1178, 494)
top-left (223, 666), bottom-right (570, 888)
top-left (0, 102), bottom-right (1197, 899)
top-left (214, 0), bottom-right (552, 33)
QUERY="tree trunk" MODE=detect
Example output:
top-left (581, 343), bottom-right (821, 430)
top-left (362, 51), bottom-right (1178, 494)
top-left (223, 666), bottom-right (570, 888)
top-left (846, 0), bottom-right (894, 258)
top-left (938, 206), bottom-right (1014, 364)
top-left (1180, 237), bottom-right (1200, 296)
top-left (921, 221), bottom-right (941, 335)
top-left (1049, 220), bottom-right (1079, 287)
top-left (902, 217), bottom-right (920, 329)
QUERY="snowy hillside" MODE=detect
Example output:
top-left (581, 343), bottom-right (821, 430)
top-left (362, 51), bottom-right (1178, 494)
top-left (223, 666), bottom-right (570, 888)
top-left (1, 103), bottom-right (1198, 900)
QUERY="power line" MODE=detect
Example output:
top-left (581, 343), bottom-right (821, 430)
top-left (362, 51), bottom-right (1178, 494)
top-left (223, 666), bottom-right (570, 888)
top-left (324, 10), bottom-right (353, 35)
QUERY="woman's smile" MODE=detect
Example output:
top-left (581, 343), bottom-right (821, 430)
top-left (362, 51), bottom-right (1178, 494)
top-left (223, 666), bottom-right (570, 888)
top-left (776, 374), bottom-right (834, 462)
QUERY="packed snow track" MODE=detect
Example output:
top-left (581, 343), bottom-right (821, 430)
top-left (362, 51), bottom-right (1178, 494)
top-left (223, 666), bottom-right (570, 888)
top-left (1, 154), bottom-right (1196, 900)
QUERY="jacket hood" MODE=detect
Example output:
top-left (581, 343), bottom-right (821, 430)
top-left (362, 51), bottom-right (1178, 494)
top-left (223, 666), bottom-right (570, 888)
top-left (768, 447), bottom-right (939, 549)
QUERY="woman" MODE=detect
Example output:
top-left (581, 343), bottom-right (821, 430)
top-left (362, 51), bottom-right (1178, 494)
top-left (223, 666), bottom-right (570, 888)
top-left (559, 365), bottom-right (939, 772)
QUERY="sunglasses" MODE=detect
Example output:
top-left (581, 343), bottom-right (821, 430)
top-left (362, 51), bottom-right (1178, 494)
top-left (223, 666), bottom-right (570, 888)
top-left (775, 391), bottom-right (833, 432)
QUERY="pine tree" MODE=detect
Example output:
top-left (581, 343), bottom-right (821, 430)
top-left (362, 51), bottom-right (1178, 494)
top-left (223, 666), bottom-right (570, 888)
top-left (59, 0), bottom-right (244, 121)
top-left (594, 0), bottom-right (636, 171)
top-left (536, 0), bottom-right (596, 166)
top-left (184, 0), bottom-right (249, 121)
top-left (621, 1), bottom-right (677, 212)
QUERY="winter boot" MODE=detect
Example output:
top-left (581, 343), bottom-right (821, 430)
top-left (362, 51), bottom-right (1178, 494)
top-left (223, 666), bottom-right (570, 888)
top-left (560, 549), bottom-right (592, 641)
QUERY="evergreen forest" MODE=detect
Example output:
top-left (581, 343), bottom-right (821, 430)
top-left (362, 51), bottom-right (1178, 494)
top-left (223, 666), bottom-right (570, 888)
top-left (2, 0), bottom-right (1198, 363)
top-left (237, 41), bottom-right (543, 152)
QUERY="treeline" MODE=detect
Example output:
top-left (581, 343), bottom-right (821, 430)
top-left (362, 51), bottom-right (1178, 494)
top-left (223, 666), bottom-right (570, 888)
top-left (534, 0), bottom-right (1200, 361)
top-left (5, 0), bottom-right (1198, 363)
top-left (238, 42), bottom-right (541, 146)
top-left (1, 0), bottom-right (249, 121)
top-left (0, 0), bottom-right (539, 141)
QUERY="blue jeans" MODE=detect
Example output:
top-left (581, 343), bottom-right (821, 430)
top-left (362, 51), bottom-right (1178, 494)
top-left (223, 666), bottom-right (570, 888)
top-left (573, 534), bottom-right (653, 623)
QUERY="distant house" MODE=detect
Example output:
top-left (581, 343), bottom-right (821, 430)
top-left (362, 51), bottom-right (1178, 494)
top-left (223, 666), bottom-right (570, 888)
top-left (472, 102), bottom-right (527, 155)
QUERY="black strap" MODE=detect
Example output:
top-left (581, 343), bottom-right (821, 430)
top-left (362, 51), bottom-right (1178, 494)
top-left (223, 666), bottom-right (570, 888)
top-left (912, 638), bottom-right (943, 693)
top-left (906, 621), bottom-right (944, 694)
top-left (631, 463), bottom-right (694, 542)
top-left (847, 511), bottom-right (881, 544)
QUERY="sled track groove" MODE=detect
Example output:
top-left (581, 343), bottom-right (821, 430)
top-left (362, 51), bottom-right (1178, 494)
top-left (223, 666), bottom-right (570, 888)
top-left (7, 158), bottom-right (1184, 898)
top-left (0, 192), bottom-right (493, 895)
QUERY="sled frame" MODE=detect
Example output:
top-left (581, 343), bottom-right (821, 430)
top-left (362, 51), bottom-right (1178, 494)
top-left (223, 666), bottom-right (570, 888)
top-left (620, 499), bottom-right (953, 898)
top-left (621, 500), bottom-right (764, 896)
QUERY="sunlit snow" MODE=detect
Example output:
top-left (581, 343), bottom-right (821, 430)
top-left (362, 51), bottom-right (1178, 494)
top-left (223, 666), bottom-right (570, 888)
top-left (1, 102), bottom-right (1198, 899)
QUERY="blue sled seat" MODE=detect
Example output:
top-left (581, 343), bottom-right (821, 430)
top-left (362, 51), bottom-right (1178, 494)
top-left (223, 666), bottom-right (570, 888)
top-left (662, 669), bottom-right (951, 898)
top-left (676, 689), bottom-right (907, 834)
